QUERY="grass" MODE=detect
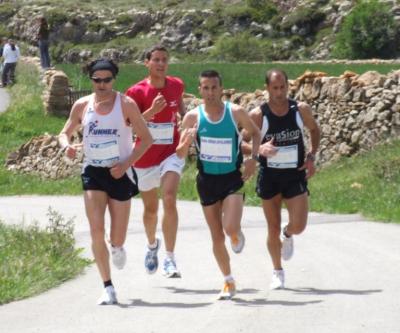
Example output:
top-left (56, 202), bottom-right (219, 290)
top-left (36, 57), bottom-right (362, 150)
top-left (0, 208), bottom-right (91, 305)
top-left (59, 62), bottom-right (400, 96)
top-left (1, 61), bottom-right (400, 223)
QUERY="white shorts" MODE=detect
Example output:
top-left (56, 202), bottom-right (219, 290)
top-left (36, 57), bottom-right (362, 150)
top-left (135, 153), bottom-right (185, 192)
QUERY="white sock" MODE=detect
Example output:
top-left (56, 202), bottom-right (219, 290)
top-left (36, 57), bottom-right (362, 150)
top-left (224, 275), bottom-right (234, 283)
top-left (148, 240), bottom-right (158, 249)
top-left (166, 251), bottom-right (175, 260)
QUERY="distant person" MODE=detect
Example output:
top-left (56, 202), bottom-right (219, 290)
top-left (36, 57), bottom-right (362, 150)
top-left (59, 58), bottom-right (153, 305)
top-left (176, 70), bottom-right (260, 300)
top-left (36, 16), bottom-right (51, 69)
top-left (0, 37), bottom-right (7, 76)
top-left (245, 68), bottom-right (320, 290)
top-left (1, 39), bottom-right (20, 87)
top-left (125, 45), bottom-right (186, 278)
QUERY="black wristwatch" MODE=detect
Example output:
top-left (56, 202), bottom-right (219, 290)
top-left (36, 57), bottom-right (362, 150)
top-left (306, 152), bottom-right (316, 162)
top-left (251, 153), bottom-right (260, 162)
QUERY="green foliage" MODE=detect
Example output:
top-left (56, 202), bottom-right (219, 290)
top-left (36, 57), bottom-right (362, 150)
top-left (0, 208), bottom-right (90, 304)
top-left (0, 3), bottom-right (16, 20)
top-left (246, 0), bottom-right (278, 23)
top-left (281, 4), bottom-right (325, 31)
top-left (211, 32), bottom-right (266, 62)
top-left (115, 14), bottom-right (134, 25)
top-left (45, 9), bottom-right (69, 27)
top-left (333, 0), bottom-right (398, 59)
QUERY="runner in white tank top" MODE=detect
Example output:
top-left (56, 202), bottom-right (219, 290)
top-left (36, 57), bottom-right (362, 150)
top-left (59, 58), bottom-right (152, 305)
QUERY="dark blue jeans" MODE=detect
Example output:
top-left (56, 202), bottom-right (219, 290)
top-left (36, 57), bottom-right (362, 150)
top-left (38, 39), bottom-right (51, 68)
top-left (1, 62), bottom-right (17, 86)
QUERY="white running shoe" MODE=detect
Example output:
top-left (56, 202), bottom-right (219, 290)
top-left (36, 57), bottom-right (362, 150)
top-left (97, 286), bottom-right (118, 305)
top-left (163, 257), bottom-right (181, 278)
top-left (270, 269), bottom-right (285, 290)
top-left (231, 230), bottom-right (245, 254)
top-left (111, 246), bottom-right (127, 270)
top-left (218, 280), bottom-right (236, 300)
top-left (281, 227), bottom-right (294, 260)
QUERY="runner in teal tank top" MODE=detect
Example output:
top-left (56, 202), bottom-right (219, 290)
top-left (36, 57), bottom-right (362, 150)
top-left (196, 101), bottom-right (242, 175)
top-left (176, 70), bottom-right (260, 300)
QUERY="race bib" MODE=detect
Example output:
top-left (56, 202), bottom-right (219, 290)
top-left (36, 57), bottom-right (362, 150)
top-left (148, 122), bottom-right (174, 145)
top-left (87, 140), bottom-right (119, 166)
top-left (268, 145), bottom-right (298, 169)
top-left (200, 137), bottom-right (232, 163)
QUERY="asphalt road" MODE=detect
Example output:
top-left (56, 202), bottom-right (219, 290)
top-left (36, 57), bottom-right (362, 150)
top-left (0, 196), bottom-right (399, 333)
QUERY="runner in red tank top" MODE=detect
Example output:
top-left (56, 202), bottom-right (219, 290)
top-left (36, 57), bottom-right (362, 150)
top-left (126, 45), bottom-right (186, 278)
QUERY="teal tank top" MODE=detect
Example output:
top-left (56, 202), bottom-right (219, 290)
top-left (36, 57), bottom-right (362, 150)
top-left (196, 101), bottom-right (242, 175)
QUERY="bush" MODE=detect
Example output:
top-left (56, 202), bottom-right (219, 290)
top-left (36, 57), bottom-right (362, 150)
top-left (333, 0), bottom-right (398, 59)
top-left (281, 5), bottom-right (325, 32)
top-left (211, 32), bottom-right (265, 62)
top-left (45, 9), bottom-right (69, 28)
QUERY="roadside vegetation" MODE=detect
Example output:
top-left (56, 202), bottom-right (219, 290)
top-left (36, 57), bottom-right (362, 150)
top-left (1, 62), bottom-right (400, 223)
top-left (0, 208), bottom-right (91, 304)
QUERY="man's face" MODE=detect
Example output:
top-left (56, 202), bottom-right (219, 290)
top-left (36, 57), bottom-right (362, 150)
top-left (145, 50), bottom-right (169, 78)
top-left (91, 70), bottom-right (114, 96)
top-left (266, 73), bottom-right (288, 103)
top-left (198, 77), bottom-right (223, 104)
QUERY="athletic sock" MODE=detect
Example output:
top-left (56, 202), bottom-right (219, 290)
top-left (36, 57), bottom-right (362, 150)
top-left (103, 280), bottom-right (113, 288)
top-left (224, 275), bottom-right (234, 283)
top-left (148, 240), bottom-right (158, 249)
top-left (165, 251), bottom-right (175, 260)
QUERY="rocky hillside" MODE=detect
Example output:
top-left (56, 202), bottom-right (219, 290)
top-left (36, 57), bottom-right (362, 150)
top-left (1, 0), bottom-right (400, 63)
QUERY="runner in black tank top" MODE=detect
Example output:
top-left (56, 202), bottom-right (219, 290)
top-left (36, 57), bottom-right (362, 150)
top-left (243, 69), bottom-right (320, 291)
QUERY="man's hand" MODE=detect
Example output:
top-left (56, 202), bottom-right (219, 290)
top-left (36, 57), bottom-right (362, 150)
top-left (150, 93), bottom-right (167, 116)
top-left (242, 158), bottom-right (257, 181)
top-left (64, 143), bottom-right (82, 159)
top-left (110, 162), bottom-right (126, 179)
top-left (259, 137), bottom-right (277, 158)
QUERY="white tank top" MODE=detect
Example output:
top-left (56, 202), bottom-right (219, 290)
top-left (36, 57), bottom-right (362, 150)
top-left (82, 92), bottom-right (134, 181)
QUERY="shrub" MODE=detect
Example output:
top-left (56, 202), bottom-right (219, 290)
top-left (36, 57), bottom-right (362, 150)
top-left (333, 0), bottom-right (398, 59)
top-left (281, 5), bottom-right (325, 32)
top-left (45, 9), bottom-right (69, 28)
top-left (211, 32), bottom-right (265, 62)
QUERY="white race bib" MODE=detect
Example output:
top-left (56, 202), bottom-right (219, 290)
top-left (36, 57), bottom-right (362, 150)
top-left (87, 140), bottom-right (119, 166)
top-left (200, 137), bottom-right (232, 163)
top-left (268, 145), bottom-right (298, 169)
top-left (148, 122), bottom-right (174, 145)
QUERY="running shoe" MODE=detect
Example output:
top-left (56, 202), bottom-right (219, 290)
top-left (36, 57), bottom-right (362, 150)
top-left (231, 230), bottom-right (245, 254)
top-left (97, 286), bottom-right (118, 305)
top-left (163, 257), bottom-right (181, 278)
top-left (218, 280), bottom-right (236, 300)
top-left (111, 246), bottom-right (126, 270)
top-left (145, 238), bottom-right (160, 274)
top-left (281, 226), bottom-right (294, 260)
top-left (270, 269), bottom-right (285, 290)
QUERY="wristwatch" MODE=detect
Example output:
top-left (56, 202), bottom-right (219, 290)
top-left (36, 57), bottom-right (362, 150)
top-left (306, 152), bottom-right (316, 162)
top-left (251, 153), bottom-right (260, 162)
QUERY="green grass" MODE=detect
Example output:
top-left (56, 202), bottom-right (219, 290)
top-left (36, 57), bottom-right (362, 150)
top-left (59, 62), bottom-right (400, 96)
top-left (0, 208), bottom-right (91, 305)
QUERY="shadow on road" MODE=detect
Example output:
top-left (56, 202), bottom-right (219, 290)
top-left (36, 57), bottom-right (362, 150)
top-left (119, 299), bottom-right (213, 308)
top-left (286, 287), bottom-right (382, 295)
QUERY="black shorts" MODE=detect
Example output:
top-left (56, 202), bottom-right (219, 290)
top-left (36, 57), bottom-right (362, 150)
top-left (81, 165), bottom-right (139, 201)
top-left (196, 170), bottom-right (244, 206)
top-left (256, 171), bottom-right (309, 200)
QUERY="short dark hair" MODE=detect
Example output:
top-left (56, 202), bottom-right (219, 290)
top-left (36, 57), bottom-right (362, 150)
top-left (265, 69), bottom-right (288, 85)
top-left (199, 70), bottom-right (222, 86)
top-left (85, 58), bottom-right (119, 77)
top-left (145, 45), bottom-right (169, 60)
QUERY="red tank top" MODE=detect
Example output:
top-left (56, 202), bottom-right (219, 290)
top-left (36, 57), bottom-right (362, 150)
top-left (126, 76), bottom-right (184, 168)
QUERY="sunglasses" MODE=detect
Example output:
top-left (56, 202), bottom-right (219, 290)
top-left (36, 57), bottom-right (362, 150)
top-left (91, 77), bottom-right (113, 84)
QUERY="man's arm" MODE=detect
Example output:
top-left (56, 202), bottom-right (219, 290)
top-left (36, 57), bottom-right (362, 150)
top-left (175, 109), bottom-right (197, 159)
top-left (298, 102), bottom-right (320, 179)
top-left (59, 98), bottom-right (87, 159)
top-left (110, 95), bottom-right (153, 179)
top-left (233, 105), bottom-right (261, 180)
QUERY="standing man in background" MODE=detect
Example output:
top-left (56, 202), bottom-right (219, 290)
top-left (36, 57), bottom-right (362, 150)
top-left (36, 16), bottom-right (51, 69)
top-left (247, 68), bottom-right (320, 290)
top-left (126, 45), bottom-right (186, 278)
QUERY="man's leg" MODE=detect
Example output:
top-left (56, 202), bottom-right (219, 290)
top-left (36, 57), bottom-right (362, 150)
top-left (84, 190), bottom-right (109, 281)
top-left (283, 192), bottom-right (308, 237)
top-left (140, 188), bottom-right (159, 245)
top-left (160, 171), bottom-right (180, 252)
top-left (262, 195), bottom-right (283, 270)
top-left (222, 193), bottom-right (245, 253)
top-left (202, 202), bottom-right (230, 276)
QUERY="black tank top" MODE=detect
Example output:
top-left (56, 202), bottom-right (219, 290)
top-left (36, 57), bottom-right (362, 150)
top-left (259, 99), bottom-right (306, 181)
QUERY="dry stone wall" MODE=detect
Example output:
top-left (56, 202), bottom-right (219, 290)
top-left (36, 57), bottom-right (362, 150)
top-left (5, 70), bottom-right (400, 178)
